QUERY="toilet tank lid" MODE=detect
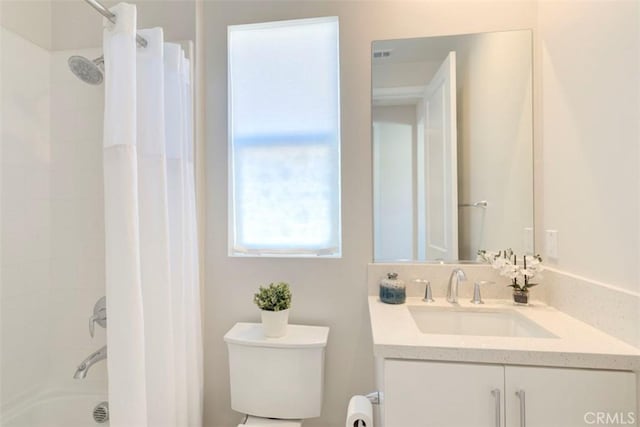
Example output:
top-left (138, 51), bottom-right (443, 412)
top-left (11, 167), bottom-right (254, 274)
top-left (224, 322), bottom-right (329, 349)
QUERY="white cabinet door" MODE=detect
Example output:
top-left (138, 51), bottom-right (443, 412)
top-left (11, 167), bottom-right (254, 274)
top-left (384, 360), bottom-right (504, 427)
top-left (505, 366), bottom-right (637, 427)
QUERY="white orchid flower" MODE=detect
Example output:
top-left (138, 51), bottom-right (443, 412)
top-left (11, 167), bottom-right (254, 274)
top-left (501, 265), bottom-right (521, 280)
top-left (491, 257), bottom-right (508, 270)
top-left (478, 249), bottom-right (544, 288)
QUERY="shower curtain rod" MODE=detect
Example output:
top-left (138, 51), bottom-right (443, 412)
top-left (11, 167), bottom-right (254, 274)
top-left (84, 0), bottom-right (148, 48)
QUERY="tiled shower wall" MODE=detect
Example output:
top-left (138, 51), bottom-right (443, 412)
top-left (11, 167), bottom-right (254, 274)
top-left (48, 47), bottom-right (107, 395)
top-left (1, 26), bottom-right (52, 412)
top-left (1, 26), bottom-right (107, 416)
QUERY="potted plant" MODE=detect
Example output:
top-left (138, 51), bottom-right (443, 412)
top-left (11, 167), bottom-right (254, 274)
top-left (253, 282), bottom-right (292, 337)
top-left (478, 249), bottom-right (543, 305)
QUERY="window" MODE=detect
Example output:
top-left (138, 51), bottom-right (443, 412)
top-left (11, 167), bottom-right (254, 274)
top-left (228, 17), bottom-right (341, 256)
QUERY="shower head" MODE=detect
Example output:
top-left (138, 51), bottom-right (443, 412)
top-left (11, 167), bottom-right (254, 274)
top-left (68, 55), bottom-right (104, 85)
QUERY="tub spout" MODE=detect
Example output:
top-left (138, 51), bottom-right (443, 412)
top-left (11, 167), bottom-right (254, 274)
top-left (74, 345), bottom-right (107, 379)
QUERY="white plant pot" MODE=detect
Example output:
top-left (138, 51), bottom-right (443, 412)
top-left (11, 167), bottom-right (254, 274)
top-left (261, 309), bottom-right (290, 338)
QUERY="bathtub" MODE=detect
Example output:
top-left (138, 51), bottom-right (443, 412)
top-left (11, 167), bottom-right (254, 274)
top-left (1, 390), bottom-right (108, 427)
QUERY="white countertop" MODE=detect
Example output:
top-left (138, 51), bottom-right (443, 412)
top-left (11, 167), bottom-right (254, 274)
top-left (368, 296), bottom-right (640, 371)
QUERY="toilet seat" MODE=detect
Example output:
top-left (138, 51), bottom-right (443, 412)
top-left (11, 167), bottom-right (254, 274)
top-left (238, 415), bottom-right (302, 427)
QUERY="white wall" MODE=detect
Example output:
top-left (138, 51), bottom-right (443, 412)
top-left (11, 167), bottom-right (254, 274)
top-left (0, 26), bottom-right (51, 414)
top-left (538, 0), bottom-right (640, 350)
top-left (0, 1), bottom-right (109, 414)
top-left (0, 26), bottom-right (108, 419)
top-left (0, 1), bottom-right (51, 49)
top-left (539, 0), bottom-right (639, 294)
top-left (372, 60), bottom-right (441, 89)
top-left (48, 47), bottom-right (108, 394)
top-left (203, 2), bottom-right (537, 426)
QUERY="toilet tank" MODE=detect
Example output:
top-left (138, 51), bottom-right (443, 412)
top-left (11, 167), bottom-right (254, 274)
top-left (224, 323), bottom-right (330, 420)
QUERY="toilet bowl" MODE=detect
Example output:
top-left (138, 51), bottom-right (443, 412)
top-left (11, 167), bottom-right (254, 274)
top-left (224, 323), bottom-right (329, 427)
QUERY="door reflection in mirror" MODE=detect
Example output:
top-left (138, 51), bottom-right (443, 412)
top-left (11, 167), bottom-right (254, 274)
top-left (372, 30), bottom-right (533, 262)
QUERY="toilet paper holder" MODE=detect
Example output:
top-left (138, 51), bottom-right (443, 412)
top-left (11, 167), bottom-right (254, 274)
top-left (365, 391), bottom-right (381, 405)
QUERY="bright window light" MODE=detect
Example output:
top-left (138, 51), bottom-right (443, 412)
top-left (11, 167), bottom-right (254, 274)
top-left (228, 17), bottom-right (341, 257)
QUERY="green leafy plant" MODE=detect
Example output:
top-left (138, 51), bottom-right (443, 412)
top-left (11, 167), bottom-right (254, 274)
top-left (253, 282), bottom-right (292, 312)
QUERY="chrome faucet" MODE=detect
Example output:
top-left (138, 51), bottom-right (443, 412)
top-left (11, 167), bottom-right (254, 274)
top-left (446, 268), bottom-right (467, 303)
top-left (74, 345), bottom-right (107, 379)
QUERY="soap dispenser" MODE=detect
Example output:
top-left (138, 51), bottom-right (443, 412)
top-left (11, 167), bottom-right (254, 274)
top-left (379, 272), bottom-right (406, 304)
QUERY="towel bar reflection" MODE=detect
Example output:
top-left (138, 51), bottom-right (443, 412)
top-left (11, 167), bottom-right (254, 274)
top-left (458, 200), bottom-right (488, 208)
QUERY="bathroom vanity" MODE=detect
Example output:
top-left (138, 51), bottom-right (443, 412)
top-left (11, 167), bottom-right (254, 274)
top-left (368, 26), bottom-right (640, 427)
top-left (368, 297), bottom-right (640, 427)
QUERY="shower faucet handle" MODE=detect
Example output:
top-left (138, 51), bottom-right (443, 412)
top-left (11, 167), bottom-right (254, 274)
top-left (89, 296), bottom-right (107, 338)
top-left (89, 311), bottom-right (106, 338)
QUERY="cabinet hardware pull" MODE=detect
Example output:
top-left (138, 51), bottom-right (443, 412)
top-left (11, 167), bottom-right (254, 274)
top-left (491, 389), bottom-right (501, 427)
top-left (516, 390), bottom-right (526, 427)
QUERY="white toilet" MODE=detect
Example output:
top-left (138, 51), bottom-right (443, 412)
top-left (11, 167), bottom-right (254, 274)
top-left (224, 322), bottom-right (330, 427)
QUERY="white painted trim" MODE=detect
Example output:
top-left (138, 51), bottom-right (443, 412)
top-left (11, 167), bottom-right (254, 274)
top-left (372, 86), bottom-right (424, 106)
top-left (227, 16), bottom-right (338, 32)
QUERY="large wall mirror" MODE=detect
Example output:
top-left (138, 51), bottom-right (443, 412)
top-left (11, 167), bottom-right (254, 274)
top-left (372, 30), bottom-right (533, 262)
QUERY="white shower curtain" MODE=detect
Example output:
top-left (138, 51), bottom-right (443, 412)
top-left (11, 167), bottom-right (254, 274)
top-left (102, 4), bottom-right (202, 427)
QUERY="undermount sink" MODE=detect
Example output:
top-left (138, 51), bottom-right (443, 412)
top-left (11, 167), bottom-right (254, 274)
top-left (408, 305), bottom-right (557, 338)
